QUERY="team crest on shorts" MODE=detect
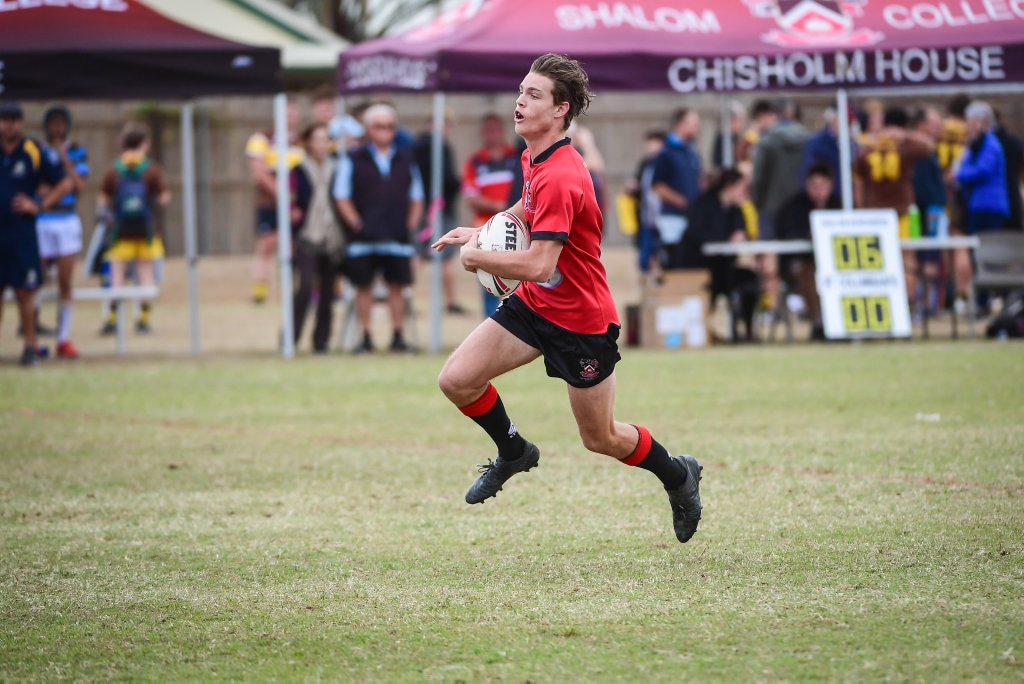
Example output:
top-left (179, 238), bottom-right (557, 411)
top-left (579, 358), bottom-right (599, 382)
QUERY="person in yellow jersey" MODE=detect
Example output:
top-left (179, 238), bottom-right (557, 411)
top-left (853, 106), bottom-right (933, 303)
top-left (939, 94), bottom-right (972, 308)
top-left (245, 101), bottom-right (304, 304)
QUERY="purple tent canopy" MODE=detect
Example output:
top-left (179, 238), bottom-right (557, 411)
top-left (339, 0), bottom-right (1024, 94)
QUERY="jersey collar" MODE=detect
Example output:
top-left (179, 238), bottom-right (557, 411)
top-left (530, 137), bottom-right (571, 166)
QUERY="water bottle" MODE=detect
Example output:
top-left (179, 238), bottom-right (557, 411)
top-left (928, 206), bottom-right (949, 239)
top-left (908, 204), bottom-right (921, 239)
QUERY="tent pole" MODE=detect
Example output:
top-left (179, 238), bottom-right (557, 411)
top-left (720, 95), bottom-right (733, 168)
top-left (836, 89), bottom-right (854, 210)
top-left (428, 92), bottom-right (445, 354)
top-left (275, 92), bottom-right (295, 358)
top-left (180, 102), bottom-right (201, 355)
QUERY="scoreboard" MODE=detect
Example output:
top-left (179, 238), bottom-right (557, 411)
top-left (811, 209), bottom-right (911, 340)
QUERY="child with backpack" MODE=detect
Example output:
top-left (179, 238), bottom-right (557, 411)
top-left (98, 123), bottom-right (170, 333)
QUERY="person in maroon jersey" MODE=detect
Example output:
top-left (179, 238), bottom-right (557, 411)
top-left (432, 54), bottom-right (703, 544)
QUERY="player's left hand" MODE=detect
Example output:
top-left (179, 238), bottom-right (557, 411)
top-left (431, 225), bottom-right (479, 251)
top-left (12, 193), bottom-right (38, 216)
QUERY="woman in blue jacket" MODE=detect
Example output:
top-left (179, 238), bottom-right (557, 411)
top-left (955, 101), bottom-right (1009, 235)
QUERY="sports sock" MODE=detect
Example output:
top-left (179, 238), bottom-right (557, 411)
top-left (459, 383), bottom-right (527, 461)
top-left (107, 303), bottom-right (118, 324)
top-left (139, 303), bottom-right (151, 324)
top-left (57, 301), bottom-right (73, 343)
top-left (623, 425), bottom-right (685, 490)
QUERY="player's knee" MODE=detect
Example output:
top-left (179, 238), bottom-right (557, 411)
top-left (578, 427), bottom-right (613, 455)
top-left (437, 366), bottom-right (464, 402)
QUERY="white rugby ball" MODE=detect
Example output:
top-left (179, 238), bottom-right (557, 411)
top-left (476, 211), bottom-right (530, 299)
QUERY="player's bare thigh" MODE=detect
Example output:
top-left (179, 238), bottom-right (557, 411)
top-left (438, 318), bottom-right (540, 405)
top-left (566, 372), bottom-right (638, 459)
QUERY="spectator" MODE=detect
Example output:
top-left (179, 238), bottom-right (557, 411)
top-left (413, 111), bottom-right (463, 313)
top-left (37, 105), bottom-right (88, 358)
top-left (750, 98), bottom-right (809, 310)
top-left (568, 121), bottom-right (607, 213)
top-left (0, 100), bottom-right (70, 366)
top-left (245, 100), bottom-right (304, 304)
top-left (624, 129), bottom-right (666, 275)
top-left (776, 163), bottom-right (842, 340)
top-left (954, 101), bottom-right (1010, 235)
top-left (953, 100), bottom-right (1010, 313)
top-left (309, 84), bottom-right (343, 157)
top-left (799, 107), bottom-right (849, 203)
top-left (910, 106), bottom-right (946, 315)
top-left (939, 95), bottom-right (971, 304)
top-left (712, 100), bottom-right (749, 169)
top-left (98, 122), bottom-right (170, 334)
top-left (853, 106), bottom-right (933, 301)
top-left (463, 113), bottom-right (521, 317)
top-left (333, 103), bottom-right (424, 353)
top-left (993, 107), bottom-right (1024, 231)
top-left (652, 107), bottom-right (702, 268)
top-left (290, 122), bottom-right (344, 353)
top-left (740, 99), bottom-right (777, 164)
top-left (678, 168), bottom-right (760, 342)
top-left (751, 99), bottom-right (809, 240)
top-left (857, 98), bottom-right (885, 142)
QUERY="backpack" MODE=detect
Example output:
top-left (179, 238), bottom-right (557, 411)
top-left (111, 158), bottom-right (152, 242)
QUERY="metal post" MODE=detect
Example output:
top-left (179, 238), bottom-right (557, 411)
top-left (428, 92), bottom-right (445, 354)
top-left (180, 102), bottom-right (201, 355)
top-left (720, 95), bottom-right (733, 168)
top-left (837, 89), bottom-right (854, 210)
top-left (275, 93), bottom-right (295, 358)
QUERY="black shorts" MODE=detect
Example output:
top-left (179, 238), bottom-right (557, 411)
top-left (493, 295), bottom-right (621, 388)
top-left (256, 207), bottom-right (276, 236)
top-left (345, 253), bottom-right (413, 287)
top-left (0, 233), bottom-right (42, 291)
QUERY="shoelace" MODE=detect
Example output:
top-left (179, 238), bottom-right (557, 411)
top-left (475, 458), bottom-right (498, 474)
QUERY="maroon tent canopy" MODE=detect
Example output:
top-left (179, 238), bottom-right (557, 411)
top-left (338, 0), bottom-right (1024, 94)
top-left (0, 0), bottom-right (281, 99)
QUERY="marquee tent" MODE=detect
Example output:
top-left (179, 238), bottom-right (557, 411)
top-left (338, 0), bottom-right (1024, 95)
top-left (338, 0), bottom-right (1024, 351)
top-left (0, 0), bottom-right (281, 99)
top-left (0, 1), bottom-right (301, 357)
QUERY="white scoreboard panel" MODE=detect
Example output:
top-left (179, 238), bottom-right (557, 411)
top-left (811, 209), bottom-right (911, 340)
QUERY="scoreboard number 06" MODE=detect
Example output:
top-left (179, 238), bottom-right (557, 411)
top-left (841, 295), bottom-right (892, 333)
top-left (833, 235), bottom-right (883, 271)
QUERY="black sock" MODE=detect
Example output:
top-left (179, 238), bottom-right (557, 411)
top-left (459, 383), bottom-right (527, 461)
top-left (623, 425), bottom-right (685, 490)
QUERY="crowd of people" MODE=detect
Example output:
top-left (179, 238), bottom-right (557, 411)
top-left (627, 94), bottom-right (1024, 341)
top-left (4, 88), bottom-right (1021, 365)
top-left (1, 101), bottom-right (169, 366)
top-left (243, 85), bottom-right (543, 354)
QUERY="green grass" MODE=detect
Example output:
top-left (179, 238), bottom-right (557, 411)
top-left (2, 343), bottom-right (1022, 681)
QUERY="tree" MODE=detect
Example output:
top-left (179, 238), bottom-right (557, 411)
top-left (276, 0), bottom-right (449, 43)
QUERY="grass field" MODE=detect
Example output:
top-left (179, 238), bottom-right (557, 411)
top-left (2, 342), bottom-right (1022, 681)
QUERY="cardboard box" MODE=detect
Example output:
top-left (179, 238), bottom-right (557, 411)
top-left (638, 270), bottom-right (710, 349)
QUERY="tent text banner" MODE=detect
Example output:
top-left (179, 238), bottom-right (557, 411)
top-left (338, 0), bottom-right (1024, 94)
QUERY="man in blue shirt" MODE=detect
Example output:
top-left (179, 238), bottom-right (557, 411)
top-left (651, 108), bottom-right (702, 269)
top-left (333, 103), bottom-right (424, 353)
top-left (0, 101), bottom-right (72, 366)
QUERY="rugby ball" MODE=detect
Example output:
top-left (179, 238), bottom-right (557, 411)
top-left (476, 211), bottom-right (531, 299)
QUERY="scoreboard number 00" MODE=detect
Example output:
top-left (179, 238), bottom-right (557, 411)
top-left (841, 295), bottom-right (892, 333)
top-left (832, 235), bottom-right (883, 271)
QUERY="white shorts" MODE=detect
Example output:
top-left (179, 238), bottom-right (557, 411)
top-left (36, 212), bottom-right (83, 259)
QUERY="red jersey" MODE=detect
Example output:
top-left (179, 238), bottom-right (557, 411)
top-left (462, 144), bottom-right (519, 225)
top-left (517, 138), bottom-right (618, 335)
